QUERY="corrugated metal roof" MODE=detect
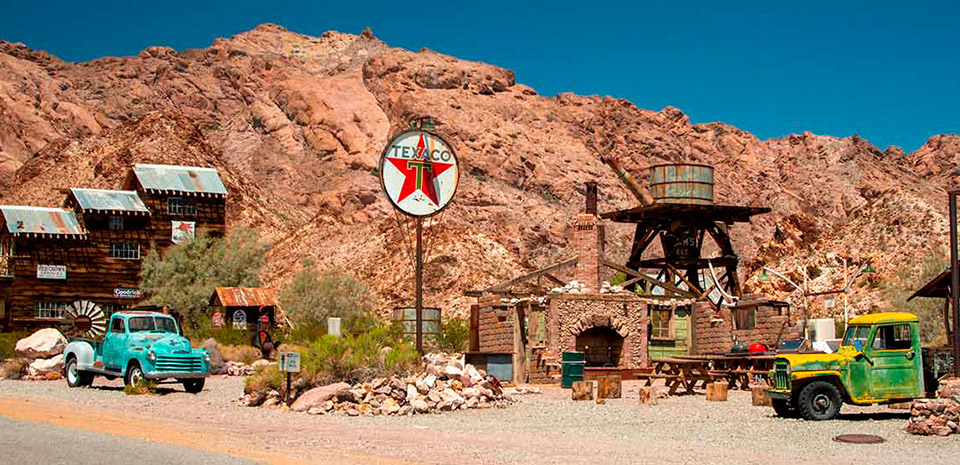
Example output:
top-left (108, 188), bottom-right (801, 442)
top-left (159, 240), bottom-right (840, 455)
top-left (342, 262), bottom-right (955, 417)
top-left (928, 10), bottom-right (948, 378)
top-left (209, 287), bottom-right (277, 307)
top-left (70, 189), bottom-right (149, 213)
top-left (0, 206), bottom-right (86, 236)
top-left (131, 164), bottom-right (228, 195)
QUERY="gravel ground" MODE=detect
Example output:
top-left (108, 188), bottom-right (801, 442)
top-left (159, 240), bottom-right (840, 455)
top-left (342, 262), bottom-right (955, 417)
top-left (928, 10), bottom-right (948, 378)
top-left (2, 376), bottom-right (959, 464)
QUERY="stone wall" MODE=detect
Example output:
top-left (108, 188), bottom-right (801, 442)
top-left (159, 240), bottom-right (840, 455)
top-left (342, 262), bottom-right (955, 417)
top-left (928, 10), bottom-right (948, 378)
top-left (548, 293), bottom-right (648, 369)
top-left (477, 305), bottom-right (515, 353)
top-left (693, 298), bottom-right (798, 354)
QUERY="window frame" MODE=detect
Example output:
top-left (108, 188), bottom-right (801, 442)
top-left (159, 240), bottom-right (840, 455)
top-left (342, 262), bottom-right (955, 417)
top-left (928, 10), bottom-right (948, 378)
top-left (109, 216), bottom-right (124, 231)
top-left (36, 301), bottom-right (70, 319)
top-left (733, 307), bottom-right (757, 330)
top-left (108, 242), bottom-right (140, 260)
top-left (871, 324), bottom-right (913, 352)
top-left (166, 197), bottom-right (197, 216)
top-left (110, 317), bottom-right (125, 334)
top-left (650, 306), bottom-right (675, 341)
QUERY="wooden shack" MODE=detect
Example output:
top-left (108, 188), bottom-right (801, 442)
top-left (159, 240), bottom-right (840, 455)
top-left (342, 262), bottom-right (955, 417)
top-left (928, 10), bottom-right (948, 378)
top-left (0, 165), bottom-right (228, 332)
top-left (208, 287), bottom-right (278, 332)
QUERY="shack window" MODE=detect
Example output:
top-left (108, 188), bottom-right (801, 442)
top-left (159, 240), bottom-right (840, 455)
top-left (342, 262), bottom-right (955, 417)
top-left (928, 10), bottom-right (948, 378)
top-left (167, 197), bottom-right (197, 216)
top-left (733, 308), bottom-right (757, 330)
top-left (109, 242), bottom-right (140, 260)
top-left (36, 301), bottom-right (69, 319)
top-left (872, 324), bottom-right (912, 351)
top-left (650, 307), bottom-right (674, 340)
top-left (109, 216), bottom-right (124, 231)
top-left (0, 238), bottom-right (12, 277)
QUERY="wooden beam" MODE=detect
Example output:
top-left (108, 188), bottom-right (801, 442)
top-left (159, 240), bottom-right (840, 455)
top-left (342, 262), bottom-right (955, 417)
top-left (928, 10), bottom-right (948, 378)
top-left (601, 259), bottom-right (696, 298)
top-left (482, 257), bottom-right (578, 292)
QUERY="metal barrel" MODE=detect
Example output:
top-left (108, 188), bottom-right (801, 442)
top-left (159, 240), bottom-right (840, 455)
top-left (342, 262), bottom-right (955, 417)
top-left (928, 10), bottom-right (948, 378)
top-left (648, 163), bottom-right (715, 205)
top-left (560, 351), bottom-right (586, 388)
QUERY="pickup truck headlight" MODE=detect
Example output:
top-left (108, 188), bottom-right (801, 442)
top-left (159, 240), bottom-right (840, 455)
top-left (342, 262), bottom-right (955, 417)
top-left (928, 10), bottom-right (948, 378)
top-left (147, 351), bottom-right (157, 362)
top-left (203, 352), bottom-right (211, 363)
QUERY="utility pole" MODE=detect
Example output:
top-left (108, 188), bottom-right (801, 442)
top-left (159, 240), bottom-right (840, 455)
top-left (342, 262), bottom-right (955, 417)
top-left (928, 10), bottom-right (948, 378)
top-left (950, 191), bottom-right (960, 377)
top-left (415, 217), bottom-right (424, 354)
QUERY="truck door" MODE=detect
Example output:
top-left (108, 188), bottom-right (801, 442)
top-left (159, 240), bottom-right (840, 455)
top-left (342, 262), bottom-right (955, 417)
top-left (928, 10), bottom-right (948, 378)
top-left (867, 323), bottom-right (923, 400)
top-left (102, 317), bottom-right (126, 370)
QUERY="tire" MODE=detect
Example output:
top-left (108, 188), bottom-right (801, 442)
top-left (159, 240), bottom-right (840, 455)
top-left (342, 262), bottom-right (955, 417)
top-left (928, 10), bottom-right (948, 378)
top-left (182, 378), bottom-right (205, 394)
top-left (797, 380), bottom-right (842, 421)
top-left (771, 398), bottom-right (798, 418)
top-left (124, 361), bottom-right (145, 388)
top-left (65, 356), bottom-right (93, 388)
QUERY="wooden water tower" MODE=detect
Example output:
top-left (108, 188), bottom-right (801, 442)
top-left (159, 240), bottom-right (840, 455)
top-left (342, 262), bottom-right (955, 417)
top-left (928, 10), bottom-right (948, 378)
top-left (600, 161), bottom-right (770, 307)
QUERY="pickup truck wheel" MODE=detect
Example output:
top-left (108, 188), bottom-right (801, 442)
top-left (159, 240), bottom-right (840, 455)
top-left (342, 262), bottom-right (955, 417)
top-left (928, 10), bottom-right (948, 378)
top-left (798, 380), bottom-right (842, 421)
top-left (65, 357), bottom-right (93, 388)
top-left (182, 378), bottom-right (205, 393)
top-left (124, 362), bottom-right (145, 388)
top-left (771, 398), bottom-right (798, 418)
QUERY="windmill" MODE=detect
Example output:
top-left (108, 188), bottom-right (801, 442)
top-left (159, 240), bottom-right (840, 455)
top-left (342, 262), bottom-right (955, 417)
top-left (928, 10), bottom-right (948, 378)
top-left (65, 300), bottom-right (107, 339)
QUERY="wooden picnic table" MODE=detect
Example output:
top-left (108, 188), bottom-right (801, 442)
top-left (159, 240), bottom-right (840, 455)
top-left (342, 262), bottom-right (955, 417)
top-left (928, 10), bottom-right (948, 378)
top-left (637, 354), bottom-right (777, 394)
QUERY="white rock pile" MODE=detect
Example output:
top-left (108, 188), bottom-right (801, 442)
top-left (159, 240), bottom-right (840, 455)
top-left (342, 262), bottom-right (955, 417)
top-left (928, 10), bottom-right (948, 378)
top-left (549, 280), bottom-right (630, 295)
top-left (221, 361), bottom-right (255, 377)
top-left (243, 353), bottom-right (516, 416)
top-left (5, 328), bottom-right (68, 380)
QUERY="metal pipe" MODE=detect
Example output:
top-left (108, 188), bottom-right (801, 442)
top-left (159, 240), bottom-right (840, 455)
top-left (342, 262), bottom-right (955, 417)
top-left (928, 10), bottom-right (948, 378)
top-left (950, 191), bottom-right (959, 377)
top-left (600, 156), bottom-right (654, 206)
top-left (416, 217), bottom-right (424, 355)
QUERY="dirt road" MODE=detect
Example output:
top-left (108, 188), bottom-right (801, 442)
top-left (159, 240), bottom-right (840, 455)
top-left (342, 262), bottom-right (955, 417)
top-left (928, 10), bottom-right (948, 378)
top-left (1, 377), bottom-right (957, 464)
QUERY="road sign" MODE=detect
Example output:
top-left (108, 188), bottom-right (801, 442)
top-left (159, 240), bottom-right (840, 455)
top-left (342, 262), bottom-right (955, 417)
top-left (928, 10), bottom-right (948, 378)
top-left (379, 130), bottom-right (460, 218)
top-left (278, 352), bottom-right (301, 373)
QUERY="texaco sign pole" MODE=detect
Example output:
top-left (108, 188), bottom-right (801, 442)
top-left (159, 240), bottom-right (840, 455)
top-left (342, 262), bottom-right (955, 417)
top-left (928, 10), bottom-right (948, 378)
top-left (379, 123), bottom-right (460, 353)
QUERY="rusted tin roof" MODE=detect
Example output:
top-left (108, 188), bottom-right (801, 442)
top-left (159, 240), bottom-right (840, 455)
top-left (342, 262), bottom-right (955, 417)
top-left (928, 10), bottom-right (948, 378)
top-left (129, 164), bottom-right (228, 196)
top-left (209, 287), bottom-right (277, 307)
top-left (0, 206), bottom-right (86, 237)
top-left (69, 189), bottom-right (149, 214)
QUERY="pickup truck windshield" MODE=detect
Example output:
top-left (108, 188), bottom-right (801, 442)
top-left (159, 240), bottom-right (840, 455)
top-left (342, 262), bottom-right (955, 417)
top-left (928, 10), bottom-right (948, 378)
top-left (128, 316), bottom-right (178, 334)
top-left (841, 325), bottom-right (870, 348)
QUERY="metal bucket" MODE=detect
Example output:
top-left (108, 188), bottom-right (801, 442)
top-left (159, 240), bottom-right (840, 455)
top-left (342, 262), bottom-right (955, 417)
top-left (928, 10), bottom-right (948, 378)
top-left (648, 163), bottom-right (715, 205)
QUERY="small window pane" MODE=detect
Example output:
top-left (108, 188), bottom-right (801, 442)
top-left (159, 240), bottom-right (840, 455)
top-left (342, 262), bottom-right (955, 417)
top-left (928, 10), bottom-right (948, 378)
top-left (167, 197), bottom-right (197, 216)
top-left (111, 318), bottom-right (125, 333)
top-left (872, 324), bottom-right (913, 351)
top-left (651, 307), bottom-right (672, 340)
top-left (36, 301), bottom-right (69, 319)
top-left (109, 242), bottom-right (140, 259)
top-left (109, 216), bottom-right (123, 231)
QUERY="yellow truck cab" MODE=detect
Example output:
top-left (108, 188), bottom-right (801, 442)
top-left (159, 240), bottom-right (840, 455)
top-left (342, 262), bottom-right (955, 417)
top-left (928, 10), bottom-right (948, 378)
top-left (768, 312), bottom-right (924, 420)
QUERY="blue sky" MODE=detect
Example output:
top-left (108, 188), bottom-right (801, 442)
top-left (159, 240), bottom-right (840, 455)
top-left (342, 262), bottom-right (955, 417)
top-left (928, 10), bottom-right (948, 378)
top-left (1, 1), bottom-right (957, 152)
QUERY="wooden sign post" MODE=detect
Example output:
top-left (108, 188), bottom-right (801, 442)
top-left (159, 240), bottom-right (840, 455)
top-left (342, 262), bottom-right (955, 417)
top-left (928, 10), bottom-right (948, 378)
top-left (278, 351), bottom-right (301, 406)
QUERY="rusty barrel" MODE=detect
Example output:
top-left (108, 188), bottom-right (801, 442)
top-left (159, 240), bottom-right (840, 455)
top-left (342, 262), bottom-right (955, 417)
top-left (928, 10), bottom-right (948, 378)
top-left (648, 163), bottom-right (714, 205)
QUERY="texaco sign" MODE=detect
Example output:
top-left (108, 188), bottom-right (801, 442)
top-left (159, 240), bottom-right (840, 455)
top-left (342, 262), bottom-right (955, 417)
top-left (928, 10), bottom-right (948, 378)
top-left (379, 130), bottom-right (460, 217)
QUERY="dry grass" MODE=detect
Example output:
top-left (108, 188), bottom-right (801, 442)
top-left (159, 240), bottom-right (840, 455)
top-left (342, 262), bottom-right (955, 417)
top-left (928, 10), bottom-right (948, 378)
top-left (219, 345), bottom-right (262, 365)
top-left (1, 359), bottom-right (29, 380)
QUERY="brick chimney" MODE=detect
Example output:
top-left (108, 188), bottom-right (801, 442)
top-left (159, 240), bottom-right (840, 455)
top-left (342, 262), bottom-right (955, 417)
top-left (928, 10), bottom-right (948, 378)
top-left (573, 182), bottom-right (603, 292)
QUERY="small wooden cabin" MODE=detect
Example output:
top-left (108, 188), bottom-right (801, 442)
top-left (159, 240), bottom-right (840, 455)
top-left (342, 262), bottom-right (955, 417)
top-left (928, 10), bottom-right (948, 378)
top-left (0, 165), bottom-right (228, 332)
top-left (208, 287), bottom-right (278, 332)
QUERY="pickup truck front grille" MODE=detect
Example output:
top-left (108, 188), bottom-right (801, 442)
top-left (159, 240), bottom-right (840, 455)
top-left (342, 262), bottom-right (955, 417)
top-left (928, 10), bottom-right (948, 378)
top-left (155, 354), bottom-right (204, 372)
top-left (774, 361), bottom-right (790, 391)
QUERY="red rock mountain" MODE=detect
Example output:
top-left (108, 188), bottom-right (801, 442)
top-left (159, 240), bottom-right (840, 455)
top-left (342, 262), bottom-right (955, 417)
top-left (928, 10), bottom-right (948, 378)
top-left (0, 24), bottom-right (956, 318)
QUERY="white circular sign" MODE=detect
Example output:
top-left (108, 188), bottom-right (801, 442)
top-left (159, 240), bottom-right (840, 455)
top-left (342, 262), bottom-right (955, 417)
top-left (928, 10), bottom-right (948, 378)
top-left (379, 130), bottom-right (460, 217)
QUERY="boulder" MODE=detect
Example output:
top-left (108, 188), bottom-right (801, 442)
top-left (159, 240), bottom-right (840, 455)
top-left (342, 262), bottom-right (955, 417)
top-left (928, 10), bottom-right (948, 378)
top-left (380, 397), bottom-right (400, 415)
top-left (291, 382), bottom-right (351, 412)
top-left (201, 339), bottom-right (224, 374)
top-left (28, 355), bottom-right (64, 377)
top-left (15, 329), bottom-right (67, 359)
top-left (406, 384), bottom-right (419, 401)
top-left (411, 398), bottom-right (430, 413)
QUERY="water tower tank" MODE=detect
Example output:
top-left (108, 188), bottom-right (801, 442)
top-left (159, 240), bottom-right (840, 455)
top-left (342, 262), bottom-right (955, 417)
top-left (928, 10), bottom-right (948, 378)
top-left (648, 163), bottom-right (715, 205)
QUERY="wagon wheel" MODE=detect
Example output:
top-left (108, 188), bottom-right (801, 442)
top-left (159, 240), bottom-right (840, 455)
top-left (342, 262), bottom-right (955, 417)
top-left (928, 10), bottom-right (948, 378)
top-left (65, 300), bottom-right (107, 339)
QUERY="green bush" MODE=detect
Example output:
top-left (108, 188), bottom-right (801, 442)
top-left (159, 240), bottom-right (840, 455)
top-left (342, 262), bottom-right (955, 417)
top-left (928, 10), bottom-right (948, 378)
top-left (279, 261), bottom-right (372, 330)
top-left (299, 324), bottom-right (419, 384)
top-left (434, 317), bottom-right (469, 353)
top-left (124, 379), bottom-right (158, 395)
top-left (244, 363), bottom-right (284, 395)
top-left (0, 331), bottom-right (28, 363)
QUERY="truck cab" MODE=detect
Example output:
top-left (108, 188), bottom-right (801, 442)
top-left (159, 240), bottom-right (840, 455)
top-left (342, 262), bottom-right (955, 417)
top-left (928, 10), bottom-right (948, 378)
top-left (62, 311), bottom-right (210, 393)
top-left (768, 312), bottom-right (924, 420)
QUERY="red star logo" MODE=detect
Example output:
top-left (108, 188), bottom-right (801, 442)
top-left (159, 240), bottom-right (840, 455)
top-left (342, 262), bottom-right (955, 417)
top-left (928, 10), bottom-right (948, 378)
top-left (386, 135), bottom-right (454, 206)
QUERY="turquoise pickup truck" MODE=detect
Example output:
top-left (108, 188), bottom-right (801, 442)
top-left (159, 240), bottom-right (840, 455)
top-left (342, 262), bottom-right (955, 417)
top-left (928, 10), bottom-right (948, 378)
top-left (62, 311), bottom-right (210, 392)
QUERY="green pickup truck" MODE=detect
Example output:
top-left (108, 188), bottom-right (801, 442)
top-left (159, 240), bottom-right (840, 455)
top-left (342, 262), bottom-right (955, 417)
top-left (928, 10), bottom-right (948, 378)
top-left (62, 311), bottom-right (210, 392)
top-left (768, 312), bottom-right (927, 420)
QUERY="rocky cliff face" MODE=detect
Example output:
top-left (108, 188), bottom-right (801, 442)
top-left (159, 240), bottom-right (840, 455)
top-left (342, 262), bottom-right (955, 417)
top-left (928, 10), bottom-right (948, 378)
top-left (0, 24), bottom-right (955, 319)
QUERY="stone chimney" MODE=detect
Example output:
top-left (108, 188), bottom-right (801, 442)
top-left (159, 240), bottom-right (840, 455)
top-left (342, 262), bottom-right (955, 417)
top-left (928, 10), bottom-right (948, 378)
top-left (573, 182), bottom-right (603, 292)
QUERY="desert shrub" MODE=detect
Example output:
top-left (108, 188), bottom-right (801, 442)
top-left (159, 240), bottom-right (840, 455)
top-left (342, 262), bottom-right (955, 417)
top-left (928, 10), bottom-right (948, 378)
top-left (220, 344), bottom-right (262, 364)
top-left (140, 227), bottom-right (267, 332)
top-left (433, 317), bottom-right (469, 353)
top-left (0, 331), bottom-right (28, 363)
top-left (0, 359), bottom-right (29, 380)
top-left (123, 379), bottom-right (158, 395)
top-left (280, 261), bottom-right (372, 330)
top-left (299, 324), bottom-right (418, 384)
top-left (879, 247), bottom-right (949, 346)
top-left (244, 363), bottom-right (284, 395)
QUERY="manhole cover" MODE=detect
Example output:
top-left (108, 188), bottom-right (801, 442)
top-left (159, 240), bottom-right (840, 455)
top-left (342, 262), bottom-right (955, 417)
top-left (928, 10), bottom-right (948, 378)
top-left (833, 434), bottom-right (885, 444)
